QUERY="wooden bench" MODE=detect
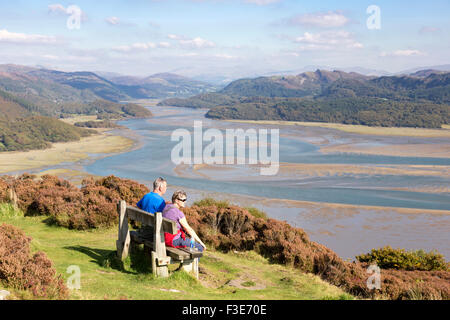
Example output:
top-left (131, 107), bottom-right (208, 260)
top-left (116, 200), bottom-right (202, 279)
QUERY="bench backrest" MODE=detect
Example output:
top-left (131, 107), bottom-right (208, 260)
top-left (116, 200), bottom-right (177, 261)
top-left (125, 205), bottom-right (177, 234)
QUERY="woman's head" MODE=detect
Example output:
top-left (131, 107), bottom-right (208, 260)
top-left (172, 190), bottom-right (187, 208)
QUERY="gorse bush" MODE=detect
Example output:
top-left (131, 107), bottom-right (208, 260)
top-left (356, 246), bottom-right (449, 271)
top-left (244, 207), bottom-right (268, 220)
top-left (0, 224), bottom-right (68, 299)
top-left (193, 198), bottom-right (230, 209)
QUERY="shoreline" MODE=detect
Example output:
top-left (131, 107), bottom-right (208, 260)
top-left (0, 129), bottom-right (137, 175)
top-left (226, 119), bottom-right (450, 138)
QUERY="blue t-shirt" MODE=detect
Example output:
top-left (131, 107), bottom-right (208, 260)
top-left (137, 192), bottom-right (166, 214)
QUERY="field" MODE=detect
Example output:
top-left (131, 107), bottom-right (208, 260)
top-left (0, 205), bottom-right (352, 300)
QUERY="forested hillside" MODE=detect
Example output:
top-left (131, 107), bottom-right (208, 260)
top-left (160, 70), bottom-right (450, 128)
top-left (0, 116), bottom-right (94, 152)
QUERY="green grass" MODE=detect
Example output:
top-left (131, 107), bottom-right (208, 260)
top-left (0, 203), bottom-right (24, 218)
top-left (0, 210), bottom-right (353, 300)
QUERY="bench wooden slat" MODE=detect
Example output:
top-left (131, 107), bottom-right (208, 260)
top-left (129, 231), bottom-right (191, 261)
top-left (126, 205), bottom-right (177, 234)
top-left (178, 247), bottom-right (204, 259)
top-left (166, 247), bottom-right (191, 261)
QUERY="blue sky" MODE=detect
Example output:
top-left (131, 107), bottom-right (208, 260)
top-left (0, 0), bottom-right (448, 79)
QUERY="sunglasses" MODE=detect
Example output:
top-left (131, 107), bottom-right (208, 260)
top-left (178, 198), bottom-right (187, 202)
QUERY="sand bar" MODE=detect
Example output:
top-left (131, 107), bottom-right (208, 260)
top-left (320, 143), bottom-right (450, 158)
top-left (0, 133), bottom-right (134, 174)
top-left (227, 120), bottom-right (450, 138)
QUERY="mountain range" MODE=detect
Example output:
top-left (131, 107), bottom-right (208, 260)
top-left (0, 64), bottom-right (219, 105)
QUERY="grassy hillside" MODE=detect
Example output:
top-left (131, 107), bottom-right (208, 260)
top-left (0, 204), bottom-right (352, 300)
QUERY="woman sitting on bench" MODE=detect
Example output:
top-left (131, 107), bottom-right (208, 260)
top-left (162, 190), bottom-right (206, 252)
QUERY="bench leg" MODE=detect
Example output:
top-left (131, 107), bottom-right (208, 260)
top-left (182, 258), bottom-right (199, 279)
top-left (151, 251), bottom-right (169, 278)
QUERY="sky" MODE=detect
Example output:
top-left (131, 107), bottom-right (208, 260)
top-left (0, 0), bottom-right (449, 80)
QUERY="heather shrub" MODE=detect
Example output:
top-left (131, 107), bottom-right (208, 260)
top-left (81, 175), bottom-right (149, 205)
top-left (0, 174), bottom-right (150, 230)
top-left (183, 200), bottom-right (450, 300)
top-left (0, 177), bottom-right (8, 201)
top-left (0, 224), bottom-right (69, 299)
top-left (356, 246), bottom-right (449, 271)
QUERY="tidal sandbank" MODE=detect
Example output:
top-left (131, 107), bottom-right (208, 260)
top-left (0, 132), bottom-right (135, 174)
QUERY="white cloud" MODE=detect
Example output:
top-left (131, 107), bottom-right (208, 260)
top-left (419, 26), bottom-right (440, 34)
top-left (294, 31), bottom-right (363, 51)
top-left (179, 37), bottom-right (215, 49)
top-left (289, 11), bottom-right (350, 28)
top-left (244, 0), bottom-right (281, 5)
top-left (106, 17), bottom-right (120, 25)
top-left (48, 4), bottom-right (87, 21)
top-left (380, 50), bottom-right (425, 57)
top-left (48, 3), bottom-right (68, 14)
top-left (158, 42), bottom-right (171, 48)
top-left (167, 34), bottom-right (216, 49)
top-left (0, 29), bottom-right (58, 44)
top-left (113, 42), bottom-right (171, 52)
top-left (214, 54), bottom-right (237, 59)
top-left (167, 34), bottom-right (185, 40)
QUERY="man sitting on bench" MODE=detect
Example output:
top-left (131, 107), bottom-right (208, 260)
top-left (136, 177), bottom-right (167, 237)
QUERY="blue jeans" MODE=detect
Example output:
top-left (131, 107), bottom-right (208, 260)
top-left (172, 236), bottom-right (204, 253)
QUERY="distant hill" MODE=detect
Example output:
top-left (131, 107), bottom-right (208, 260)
top-left (26, 68), bottom-right (130, 102)
top-left (0, 115), bottom-right (94, 152)
top-left (0, 64), bottom-right (218, 105)
top-left (219, 70), bottom-right (370, 98)
top-left (0, 65), bottom-right (154, 153)
top-left (160, 69), bottom-right (450, 129)
top-left (398, 64), bottom-right (450, 76)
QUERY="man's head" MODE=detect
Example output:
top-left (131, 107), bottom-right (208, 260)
top-left (172, 190), bottom-right (187, 208)
top-left (153, 177), bottom-right (167, 195)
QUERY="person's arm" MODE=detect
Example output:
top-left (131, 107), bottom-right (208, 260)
top-left (179, 217), bottom-right (206, 250)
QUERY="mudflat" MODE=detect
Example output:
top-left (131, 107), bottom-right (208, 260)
top-left (0, 133), bottom-right (134, 174)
